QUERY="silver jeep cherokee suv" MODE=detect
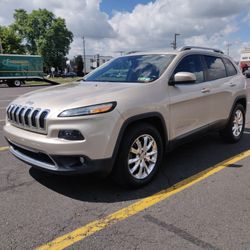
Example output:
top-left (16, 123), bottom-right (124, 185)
top-left (4, 46), bottom-right (248, 188)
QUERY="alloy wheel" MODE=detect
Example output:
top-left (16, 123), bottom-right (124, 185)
top-left (232, 109), bottom-right (243, 137)
top-left (128, 134), bottom-right (158, 180)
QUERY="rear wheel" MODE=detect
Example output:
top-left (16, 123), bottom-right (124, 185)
top-left (7, 80), bottom-right (23, 87)
top-left (220, 104), bottom-right (245, 143)
top-left (112, 123), bottom-right (163, 188)
top-left (13, 80), bottom-right (22, 87)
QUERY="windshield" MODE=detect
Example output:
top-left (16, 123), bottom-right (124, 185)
top-left (84, 54), bottom-right (175, 83)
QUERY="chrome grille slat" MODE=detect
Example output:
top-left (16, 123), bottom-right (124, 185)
top-left (7, 104), bottom-right (50, 134)
top-left (20, 106), bottom-right (28, 125)
top-left (24, 108), bottom-right (32, 126)
top-left (7, 105), bottom-right (13, 120)
top-left (15, 106), bottom-right (22, 124)
top-left (39, 110), bottom-right (50, 129)
top-left (31, 109), bottom-right (40, 127)
top-left (14, 106), bottom-right (20, 123)
top-left (27, 108), bottom-right (34, 127)
top-left (35, 109), bottom-right (43, 129)
top-left (13, 106), bottom-right (19, 122)
top-left (16, 106), bottom-right (22, 124)
top-left (10, 105), bottom-right (16, 121)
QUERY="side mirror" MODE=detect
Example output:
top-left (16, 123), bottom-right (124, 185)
top-left (169, 72), bottom-right (196, 85)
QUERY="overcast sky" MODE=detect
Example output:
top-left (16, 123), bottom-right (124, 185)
top-left (0, 0), bottom-right (250, 59)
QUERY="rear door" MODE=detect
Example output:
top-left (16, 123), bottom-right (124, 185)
top-left (168, 54), bottom-right (212, 139)
top-left (203, 55), bottom-right (237, 123)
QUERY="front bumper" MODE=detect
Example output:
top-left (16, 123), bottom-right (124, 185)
top-left (3, 109), bottom-right (123, 175)
top-left (7, 139), bottom-right (113, 175)
top-left (3, 109), bottom-right (123, 159)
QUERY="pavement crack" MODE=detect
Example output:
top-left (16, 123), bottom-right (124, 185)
top-left (0, 180), bottom-right (35, 193)
top-left (144, 214), bottom-right (221, 250)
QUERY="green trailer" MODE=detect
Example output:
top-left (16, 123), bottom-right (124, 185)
top-left (0, 54), bottom-right (54, 87)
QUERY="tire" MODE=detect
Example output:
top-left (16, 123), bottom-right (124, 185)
top-left (112, 123), bottom-right (163, 188)
top-left (13, 80), bottom-right (22, 87)
top-left (220, 104), bottom-right (245, 143)
top-left (7, 80), bottom-right (22, 87)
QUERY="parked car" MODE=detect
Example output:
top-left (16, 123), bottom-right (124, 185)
top-left (62, 72), bottom-right (77, 78)
top-left (243, 68), bottom-right (250, 78)
top-left (4, 46), bottom-right (248, 188)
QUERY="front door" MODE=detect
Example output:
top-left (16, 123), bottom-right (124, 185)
top-left (168, 54), bottom-right (212, 139)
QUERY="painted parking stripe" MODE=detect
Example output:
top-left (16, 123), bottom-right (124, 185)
top-left (0, 146), bottom-right (8, 151)
top-left (36, 149), bottom-right (250, 250)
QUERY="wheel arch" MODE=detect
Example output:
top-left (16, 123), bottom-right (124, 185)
top-left (229, 95), bottom-right (247, 118)
top-left (225, 95), bottom-right (247, 126)
top-left (111, 112), bottom-right (168, 166)
top-left (234, 96), bottom-right (247, 111)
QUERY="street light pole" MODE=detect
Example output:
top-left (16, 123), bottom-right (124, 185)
top-left (171, 33), bottom-right (180, 50)
top-left (226, 42), bottom-right (232, 56)
top-left (82, 36), bottom-right (86, 75)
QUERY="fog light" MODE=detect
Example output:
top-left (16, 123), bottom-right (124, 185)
top-left (58, 130), bottom-right (85, 141)
top-left (79, 157), bottom-right (85, 164)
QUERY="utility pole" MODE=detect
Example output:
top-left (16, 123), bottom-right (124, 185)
top-left (117, 51), bottom-right (124, 56)
top-left (96, 54), bottom-right (100, 67)
top-left (82, 36), bottom-right (86, 75)
top-left (226, 42), bottom-right (232, 56)
top-left (171, 33), bottom-right (180, 50)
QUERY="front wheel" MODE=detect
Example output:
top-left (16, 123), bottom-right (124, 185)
top-left (220, 104), bottom-right (245, 143)
top-left (112, 123), bottom-right (163, 188)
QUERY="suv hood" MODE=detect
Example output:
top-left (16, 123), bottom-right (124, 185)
top-left (12, 81), bottom-right (140, 110)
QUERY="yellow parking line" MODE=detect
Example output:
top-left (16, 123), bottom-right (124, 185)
top-left (0, 146), bottom-right (8, 151)
top-left (36, 149), bottom-right (250, 250)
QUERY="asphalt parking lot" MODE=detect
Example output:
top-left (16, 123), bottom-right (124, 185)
top-left (0, 81), bottom-right (250, 250)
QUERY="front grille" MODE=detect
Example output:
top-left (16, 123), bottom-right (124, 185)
top-left (7, 104), bottom-right (50, 134)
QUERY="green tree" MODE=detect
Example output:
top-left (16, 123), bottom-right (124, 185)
top-left (13, 8), bottom-right (73, 70)
top-left (0, 25), bottom-right (25, 54)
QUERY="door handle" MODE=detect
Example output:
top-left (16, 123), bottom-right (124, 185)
top-left (201, 88), bottom-right (210, 93)
top-left (229, 82), bottom-right (236, 87)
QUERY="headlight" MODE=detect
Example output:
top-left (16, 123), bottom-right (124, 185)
top-left (58, 102), bottom-right (117, 117)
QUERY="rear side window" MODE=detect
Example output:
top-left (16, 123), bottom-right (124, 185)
top-left (174, 55), bottom-right (204, 83)
top-left (204, 56), bottom-right (226, 81)
top-left (224, 58), bottom-right (237, 76)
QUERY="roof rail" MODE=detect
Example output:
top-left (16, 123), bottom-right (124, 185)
top-left (179, 46), bottom-right (224, 54)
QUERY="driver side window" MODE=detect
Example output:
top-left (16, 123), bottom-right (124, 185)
top-left (174, 55), bottom-right (205, 83)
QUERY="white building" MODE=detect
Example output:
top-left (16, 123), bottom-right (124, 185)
top-left (84, 55), bottom-right (112, 74)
